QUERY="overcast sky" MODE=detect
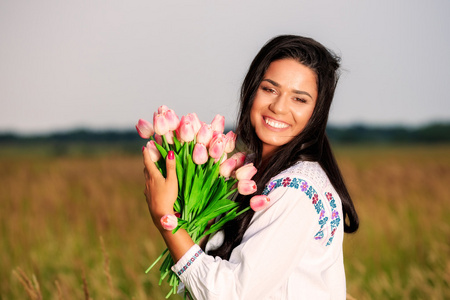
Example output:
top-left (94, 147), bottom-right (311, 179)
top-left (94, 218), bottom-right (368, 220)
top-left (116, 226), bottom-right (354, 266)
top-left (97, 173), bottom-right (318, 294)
top-left (1, 0), bottom-right (449, 134)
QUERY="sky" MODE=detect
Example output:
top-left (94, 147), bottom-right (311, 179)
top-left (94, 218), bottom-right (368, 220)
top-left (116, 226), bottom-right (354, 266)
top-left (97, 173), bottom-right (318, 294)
top-left (1, 0), bottom-right (449, 135)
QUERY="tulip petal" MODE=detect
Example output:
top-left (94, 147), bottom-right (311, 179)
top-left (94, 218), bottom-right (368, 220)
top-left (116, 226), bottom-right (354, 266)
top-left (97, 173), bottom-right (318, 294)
top-left (211, 114), bottom-right (225, 133)
top-left (160, 214), bottom-right (178, 230)
top-left (237, 179), bottom-right (257, 195)
top-left (193, 143), bottom-right (208, 165)
top-left (208, 133), bottom-right (226, 159)
top-left (230, 152), bottom-right (246, 168)
top-left (165, 109), bottom-right (180, 131)
top-left (153, 113), bottom-right (169, 136)
top-left (235, 163), bottom-right (257, 181)
top-left (146, 141), bottom-right (161, 162)
top-left (250, 195), bottom-right (271, 211)
top-left (224, 131), bottom-right (237, 153)
top-left (219, 157), bottom-right (237, 178)
top-left (135, 119), bottom-right (154, 139)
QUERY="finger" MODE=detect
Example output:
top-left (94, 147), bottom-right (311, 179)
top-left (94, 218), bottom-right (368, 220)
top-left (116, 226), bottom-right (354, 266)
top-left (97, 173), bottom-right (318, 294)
top-left (165, 150), bottom-right (177, 184)
top-left (142, 145), bottom-right (161, 179)
top-left (143, 167), bottom-right (150, 180)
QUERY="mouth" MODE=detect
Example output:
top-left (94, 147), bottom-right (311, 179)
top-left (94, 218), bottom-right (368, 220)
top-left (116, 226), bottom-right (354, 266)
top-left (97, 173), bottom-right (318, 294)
top-left (264, 117), bottom-right (289, 129)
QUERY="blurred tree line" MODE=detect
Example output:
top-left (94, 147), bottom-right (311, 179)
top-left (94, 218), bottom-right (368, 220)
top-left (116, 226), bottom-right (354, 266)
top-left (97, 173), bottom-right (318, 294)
top-left (0, 122), bottom-right (449, 156)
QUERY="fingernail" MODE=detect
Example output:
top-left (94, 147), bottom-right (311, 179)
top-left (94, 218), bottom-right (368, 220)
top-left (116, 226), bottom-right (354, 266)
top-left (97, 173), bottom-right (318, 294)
top-left (142, 146), bottom-right (146, 152)
top-left (168, 151), bottom-right (174, 160)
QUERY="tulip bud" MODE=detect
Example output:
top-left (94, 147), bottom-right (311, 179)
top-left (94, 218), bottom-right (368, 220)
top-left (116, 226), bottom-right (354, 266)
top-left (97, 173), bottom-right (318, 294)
top-left (224, 131), bottom-right (236, 153)
top-left (237, 179), bottom-right (257, 195)
top-left (154, 134), bottom-right (163, 145)
top-left (196, 123), bottom-right (213, 147)
top-left (153, 112), bottom-right (169, 136)
top-left (186, 113), bottom-right (202, 134)
top-left (164, 130), bottom-right (174, 144)
top-left (158, 105), bottom-right (169, 114)
top-left (135, 119), bottom-right (154, 139)
top-left (250, 195), bottom-right (271, 211)
top-left (235, 163), bottom-right (257, 180)
top-left (160, 214), bottom-right (178, 231)
top-left (193, 143), bottom-right (208, 165)
top-left (177, 116), bottom-right (196, 143)
top-left (211, 114), bottom-right (225, 133)
top-left (230, 152), bottom-right (246, 169)
top-left (165, 109), bottom-right (180, 131)
top-left (219, 157), bottom-right (237, 178)
top-left (146, 141), bottom-right (161, 162)
top-left (208, 133), bottom-right (226, 159)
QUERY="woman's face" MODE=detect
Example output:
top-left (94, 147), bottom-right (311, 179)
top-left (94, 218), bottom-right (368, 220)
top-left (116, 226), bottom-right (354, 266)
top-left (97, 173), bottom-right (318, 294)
top-left (250, 59), bottom-right (318, 158)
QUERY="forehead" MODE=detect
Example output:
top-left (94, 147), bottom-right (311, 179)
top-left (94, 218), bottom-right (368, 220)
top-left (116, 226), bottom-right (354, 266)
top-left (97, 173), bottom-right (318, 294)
top-left (264, 59), bottom-right (318, 98)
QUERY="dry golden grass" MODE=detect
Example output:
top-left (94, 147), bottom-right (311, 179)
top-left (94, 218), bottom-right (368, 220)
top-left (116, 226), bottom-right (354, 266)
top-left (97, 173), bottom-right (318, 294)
top-left (1, 145), bottom-right (449, 299)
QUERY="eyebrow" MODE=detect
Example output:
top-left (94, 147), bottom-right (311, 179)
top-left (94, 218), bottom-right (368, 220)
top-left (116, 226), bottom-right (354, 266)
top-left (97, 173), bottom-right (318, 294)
top-left (262, 79), bottom-right (313, 100)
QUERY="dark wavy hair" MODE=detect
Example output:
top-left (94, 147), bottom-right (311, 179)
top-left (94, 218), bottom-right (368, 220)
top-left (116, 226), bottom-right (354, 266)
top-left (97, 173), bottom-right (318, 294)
top-left (208, 35), bottom-right (359, 260)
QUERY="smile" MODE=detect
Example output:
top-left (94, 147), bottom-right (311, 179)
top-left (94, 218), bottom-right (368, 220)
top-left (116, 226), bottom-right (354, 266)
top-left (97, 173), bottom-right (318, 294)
top-left (264, 117), bottom-right (289, 129)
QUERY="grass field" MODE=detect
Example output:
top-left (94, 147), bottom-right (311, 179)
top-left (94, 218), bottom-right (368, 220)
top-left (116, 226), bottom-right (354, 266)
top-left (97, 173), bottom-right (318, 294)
top-left (1, 144), bottom-right (449, 299)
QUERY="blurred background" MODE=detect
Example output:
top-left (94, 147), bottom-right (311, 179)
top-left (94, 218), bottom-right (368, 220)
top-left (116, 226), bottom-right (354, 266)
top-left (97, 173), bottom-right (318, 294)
top-left (1, 0), bottom-right (449, 299)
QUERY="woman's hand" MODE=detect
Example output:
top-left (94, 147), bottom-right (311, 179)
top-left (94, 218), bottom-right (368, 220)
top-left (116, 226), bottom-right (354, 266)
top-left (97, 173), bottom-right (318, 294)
top-left (143, 148), bottom-right (178, 231)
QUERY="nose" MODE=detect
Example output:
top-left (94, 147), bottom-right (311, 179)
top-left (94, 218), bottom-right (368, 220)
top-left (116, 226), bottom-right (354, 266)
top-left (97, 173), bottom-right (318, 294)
top-left (269, 95), bottom-right (289, 114)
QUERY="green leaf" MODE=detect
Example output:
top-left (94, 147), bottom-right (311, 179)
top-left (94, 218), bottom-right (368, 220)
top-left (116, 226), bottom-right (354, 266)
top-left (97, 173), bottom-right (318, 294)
top-left (154, 142), bottom-right (168, 159)
top-left (173, 134), bottom-right (181, 152)
top-left (183, 154), bottom-right (196, 219)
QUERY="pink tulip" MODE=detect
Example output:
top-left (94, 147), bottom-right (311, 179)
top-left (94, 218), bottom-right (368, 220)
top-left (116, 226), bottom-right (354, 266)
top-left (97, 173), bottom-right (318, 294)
top-left (154, 134), bottom-right (163, 145)
top-left (235, 163), bottom-right (257, 180)
top-left (153, 112), bottom-right (169, 136)
top-left (224, 131), bottom-right (236, 153)
top-left (196, 123), bottom-right (213, 147)
top-left (219, 157), bottom-right (237, 178)
top-left (165, 109), bottom-right (180, 131)
top-left (250, 195), bottom-right (271, 211)
top-left (193, 143), bottom-right (208, 165)
top-left (158, 105), bottom-right (169, 114)
top-left (230, 152), bottom-right (246, 169)
top-left (211, 114), bottom-right (225, 133)
top-left (177, 116), bottom-right (196, 143)
top-left (186, 113), bottom-right (202, 134)
top-left (237, 179), bottom-right (257, 195)
top-left (160, 214), bottom-right (178, 231)
top-left (135, 119), bottom-right (154, 139)
top-left (164, 130), bottom-right (174, 144)
top-left (146, 141), bottom-right (161, 162)
top-left (208, 133), bottom-right (226, 159)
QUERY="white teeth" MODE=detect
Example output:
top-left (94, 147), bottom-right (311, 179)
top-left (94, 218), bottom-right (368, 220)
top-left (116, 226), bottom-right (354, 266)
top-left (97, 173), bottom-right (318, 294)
top-left (265, 118), bottom-right (288, 129)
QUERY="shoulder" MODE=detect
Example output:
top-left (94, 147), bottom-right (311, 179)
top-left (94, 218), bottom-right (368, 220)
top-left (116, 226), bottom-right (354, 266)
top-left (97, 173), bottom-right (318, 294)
top-left (264, 161), bottom-right (331, 193)
top-left (261, 161), bottom-right (343, 247)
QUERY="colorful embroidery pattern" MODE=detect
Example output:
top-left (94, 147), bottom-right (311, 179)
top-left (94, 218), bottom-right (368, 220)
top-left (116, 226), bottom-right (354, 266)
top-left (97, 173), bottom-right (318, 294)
top-left (262, 177), bottom-right (341, 246)
top-left (177, 249), bottom-right (204, 276)
top-left (325, 192), bottom-right (341, 246)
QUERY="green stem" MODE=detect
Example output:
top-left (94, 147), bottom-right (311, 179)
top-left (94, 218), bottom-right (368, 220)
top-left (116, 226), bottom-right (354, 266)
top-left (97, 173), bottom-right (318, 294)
top-left (162, 134), bottom-right (170, 152)
top-left (145, 248), bottom-right (169, 273)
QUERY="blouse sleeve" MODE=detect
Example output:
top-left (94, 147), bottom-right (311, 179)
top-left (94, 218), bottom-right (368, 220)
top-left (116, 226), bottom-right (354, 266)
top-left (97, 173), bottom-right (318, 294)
top-left (171, 178), bottom-right (322, 300)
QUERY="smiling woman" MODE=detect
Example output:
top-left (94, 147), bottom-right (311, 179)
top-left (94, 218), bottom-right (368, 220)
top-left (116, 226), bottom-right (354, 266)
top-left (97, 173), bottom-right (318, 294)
top-left (142, 35), bottom-right (359, 299)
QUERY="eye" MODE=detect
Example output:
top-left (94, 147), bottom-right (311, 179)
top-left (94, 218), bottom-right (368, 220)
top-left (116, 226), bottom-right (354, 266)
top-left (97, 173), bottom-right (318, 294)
top-left (294, 97), bottom-right (307, 103)
top-left (261, 86), bottom-right (276, 94)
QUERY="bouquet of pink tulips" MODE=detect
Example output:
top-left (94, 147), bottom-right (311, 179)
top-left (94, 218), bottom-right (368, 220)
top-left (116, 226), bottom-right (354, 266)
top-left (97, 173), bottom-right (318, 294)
top-left (136, 105), bottom-right (269, 298)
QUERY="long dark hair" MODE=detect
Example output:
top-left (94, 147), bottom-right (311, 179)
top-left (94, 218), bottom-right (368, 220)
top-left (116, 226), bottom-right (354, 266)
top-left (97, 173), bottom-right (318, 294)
top-left (209, 35), bottom-right (359, 260)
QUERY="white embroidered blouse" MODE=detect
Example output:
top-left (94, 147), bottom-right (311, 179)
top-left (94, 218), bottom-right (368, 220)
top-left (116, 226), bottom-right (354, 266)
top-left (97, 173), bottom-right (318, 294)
top-left (171, 161), bottom-right (346, 299)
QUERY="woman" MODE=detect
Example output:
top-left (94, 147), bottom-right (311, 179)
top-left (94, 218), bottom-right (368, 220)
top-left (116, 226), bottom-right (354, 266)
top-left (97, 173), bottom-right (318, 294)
top-left (143, 35), bottom-right (359, 299)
